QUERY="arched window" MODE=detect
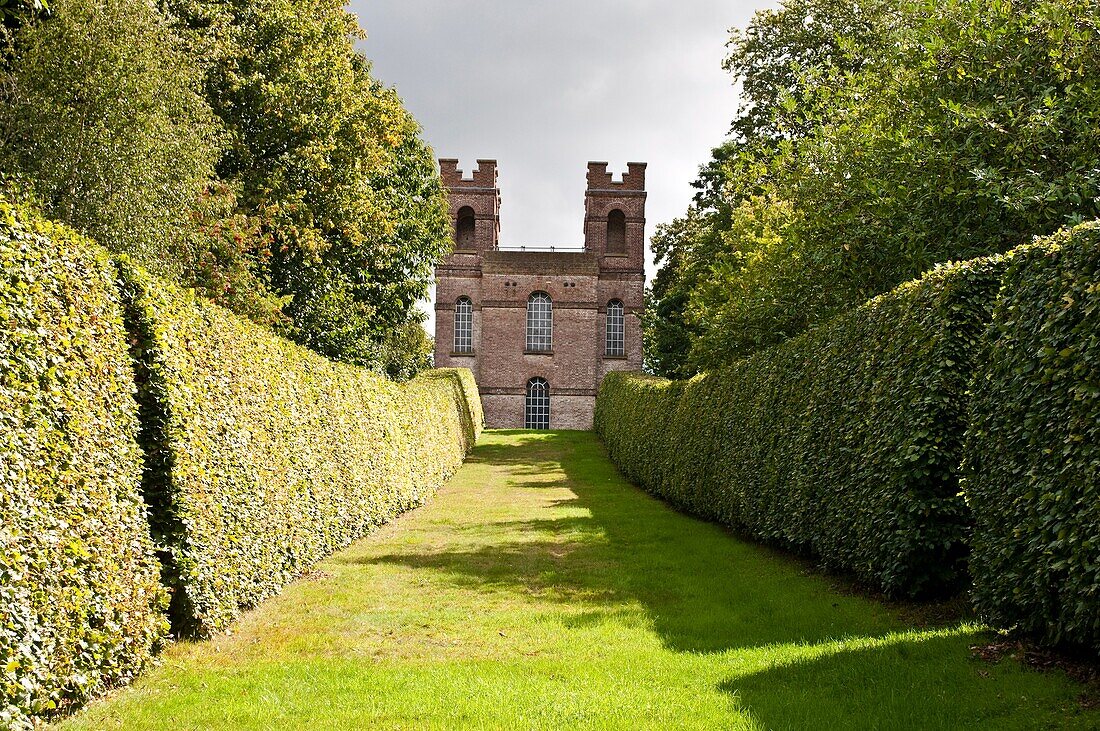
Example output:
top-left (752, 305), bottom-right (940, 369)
top-left (526, 292), bottom-right (552, 352)
top-left (453, 297), bottom-right (473, 353)
top-left (456, 206), bottom-right (476, 249)
top-left (605, 300), bottom-right (625, 356)
top-left (525, 378), bottom-right (550, 429)
top-left (606, 209), bottom-right (626, 254)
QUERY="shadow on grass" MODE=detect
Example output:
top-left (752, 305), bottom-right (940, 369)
top-left (368, 430), bottom-right (931, 653)
top-left (719, 630), bottom-right (1097, 730)
top-left (361, 430), bottom-right (1093, 727)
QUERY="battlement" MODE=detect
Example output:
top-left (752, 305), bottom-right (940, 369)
top-left (586, 162), bottom-right (646, 192)
top-left (440, 158), bottom-right (498, 189)
top-left (433, 155), bottom-right (647, 430)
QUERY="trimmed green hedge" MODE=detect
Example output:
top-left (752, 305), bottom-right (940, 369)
top-left (597, 254), bottom-right (1008, 597)
top-left (117, 260), bottom-right (481, 637)
top-left (0, 202), bottom-right (167, 729)
top-left (964, 224), bottom-right (1099, 651)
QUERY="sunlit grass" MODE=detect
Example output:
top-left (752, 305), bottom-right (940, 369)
top-left (57, 431), bottom-right (1096, 729)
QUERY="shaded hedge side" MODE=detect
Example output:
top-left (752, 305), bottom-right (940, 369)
top-left (0, 203), bottom-right (167, 730)
top-left (117, 260), bottom-right (481, 637)
top-left (597, 254), bottom-right (1008, 597)
top-left (964, 224), bottom-right (1099, 651)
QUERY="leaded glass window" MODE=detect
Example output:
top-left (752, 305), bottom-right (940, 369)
top-left (454, 297), bottom-right (473, 353)
top-left (525, 378), bottom-right (550, 429)
top-left (605, 300), bottom-right (625, 356)
top-left (526, 292), bottom-right (552, 352)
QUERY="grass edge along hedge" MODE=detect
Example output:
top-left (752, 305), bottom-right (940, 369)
top-left (597, 252), bottom-right (1009, 598)
top-left (116, 258), bottom-right (482, 638)
top-left (964, 223), bottom-right (1099, 652)
top-left (0, 201), bottom-right (167, 730)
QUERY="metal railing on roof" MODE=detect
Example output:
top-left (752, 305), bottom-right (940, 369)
top-left (493, 244), bottom-right (587, 253)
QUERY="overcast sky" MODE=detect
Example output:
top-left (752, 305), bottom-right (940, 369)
top-left (348, 0), bottom-right (777, 326)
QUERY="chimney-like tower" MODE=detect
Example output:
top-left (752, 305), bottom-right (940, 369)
top-left (583, 162), bottom-right (647, 272)
top-left (439, 158), bottom-right (501, 254)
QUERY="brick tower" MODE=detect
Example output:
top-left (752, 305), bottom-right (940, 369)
top-left (434, 159), bottom-right (646, 430)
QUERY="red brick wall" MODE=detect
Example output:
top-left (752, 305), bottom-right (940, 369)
top-left (434, 160), bottom-right (645, 430)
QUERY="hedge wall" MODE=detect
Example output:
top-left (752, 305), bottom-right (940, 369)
top-left (0, 203), bottom-right (166, 729)
top-left (597, 254), bottom-right (1008, 597)
top-left (117, 260), bottom-right (481, 638)
top-left (964, 224), bottom-right (1099, 651)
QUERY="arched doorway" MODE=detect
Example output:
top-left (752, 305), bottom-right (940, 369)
top-left (525, 378), bottom-right (550, 429)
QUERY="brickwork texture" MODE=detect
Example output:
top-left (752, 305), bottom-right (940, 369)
top-left (434, 160), bottom-right (645, 429)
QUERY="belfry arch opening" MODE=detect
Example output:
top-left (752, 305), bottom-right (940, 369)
top-left (456, 206), bottom-right (476, 249)
top-left (606, 209), bottom-right (626, 254)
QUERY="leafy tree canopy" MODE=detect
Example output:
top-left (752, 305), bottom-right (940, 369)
top-left (2, 0), bottom-right (448, 377)
top-left (163, 0), bottom-right (450, 371)
top-left (0, 0), bottom-right (220, 278)
top-left (647, 0), bottom-right (1100, 376)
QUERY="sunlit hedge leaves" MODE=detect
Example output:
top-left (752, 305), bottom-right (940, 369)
top-left (599, 254), bottom-right (1007, 597)
top-left (0, 201), bottom-right (167, 730)
top-left (1, 198), bottom-right (482, 727)
top-left (118, 260), bottom-right (481, 637)
top-left (964, 223), bottom-right (1099, 651)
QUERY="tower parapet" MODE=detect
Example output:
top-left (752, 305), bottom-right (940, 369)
top-left (439, 158), bottom-right (500, 253)
top-left (583, 162), bottom-right (647, 269)
top-left (585, 161), bottom-right (646, 192)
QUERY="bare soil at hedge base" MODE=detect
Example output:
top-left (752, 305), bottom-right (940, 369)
top-left (57, 431), bottom-right (1099, 730)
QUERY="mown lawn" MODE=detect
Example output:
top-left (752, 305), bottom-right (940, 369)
top-left (58, 430), bottom-right (1097, 730)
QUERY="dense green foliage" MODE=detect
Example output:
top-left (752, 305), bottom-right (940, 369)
top-left (0, 0), bottom-right (47, 29)
top-left (2, 0), bottom-right (450, 375)
top-left (0, 0), bottom-right (219, 278)
top-left (163, 0), bottom-right (450, 371)
top-left (964, 224), bottom-right (1099, 651)
top-left (647, 0), bottom-right (1100, 376)
top-left (1, 196), bottom-right (480, 725)
top-left (0, 201), bottom-right (166, 730)
top-left (118, 259), bottom-right (480, 637)
top-left (601, 255), bottom-right (1008, 597)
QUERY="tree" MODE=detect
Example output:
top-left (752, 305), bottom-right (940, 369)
top-left (163, 0), bottom-right (450, 374)
top-left (0, 0), bottom-right (220, 278)
top-left (648, 0), bottom-right (1100, 375)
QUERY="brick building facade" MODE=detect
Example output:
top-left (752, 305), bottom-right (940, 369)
top-left (433, 159), bottom-right (646, 430)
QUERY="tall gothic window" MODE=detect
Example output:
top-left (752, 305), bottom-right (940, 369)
top-left (605, 300), bottom-right (625, 356)
top-left (606, 209), bottom-right (626, 254)
top-left (453, 297), bottom-right (473, 353)
top-left (456, 206), bottom-right (476, 249)
top-left (525, 377), bottom-right (550, 429)
top-left (526, 292), bottom-right (552, 352)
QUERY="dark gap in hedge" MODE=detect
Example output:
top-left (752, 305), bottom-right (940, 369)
top-left (117, 266), bottom-right (196, 638)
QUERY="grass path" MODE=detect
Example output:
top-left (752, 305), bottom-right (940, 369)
top-left (60, 431), bottom-right (1096, 729)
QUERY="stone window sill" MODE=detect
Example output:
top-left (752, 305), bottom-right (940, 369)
top-left (450, 351), bottom-right (476, 358)
top-left (524, 350), bottom-right (554, 356)
top-left (603, 354), bottom-right (628, 360)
